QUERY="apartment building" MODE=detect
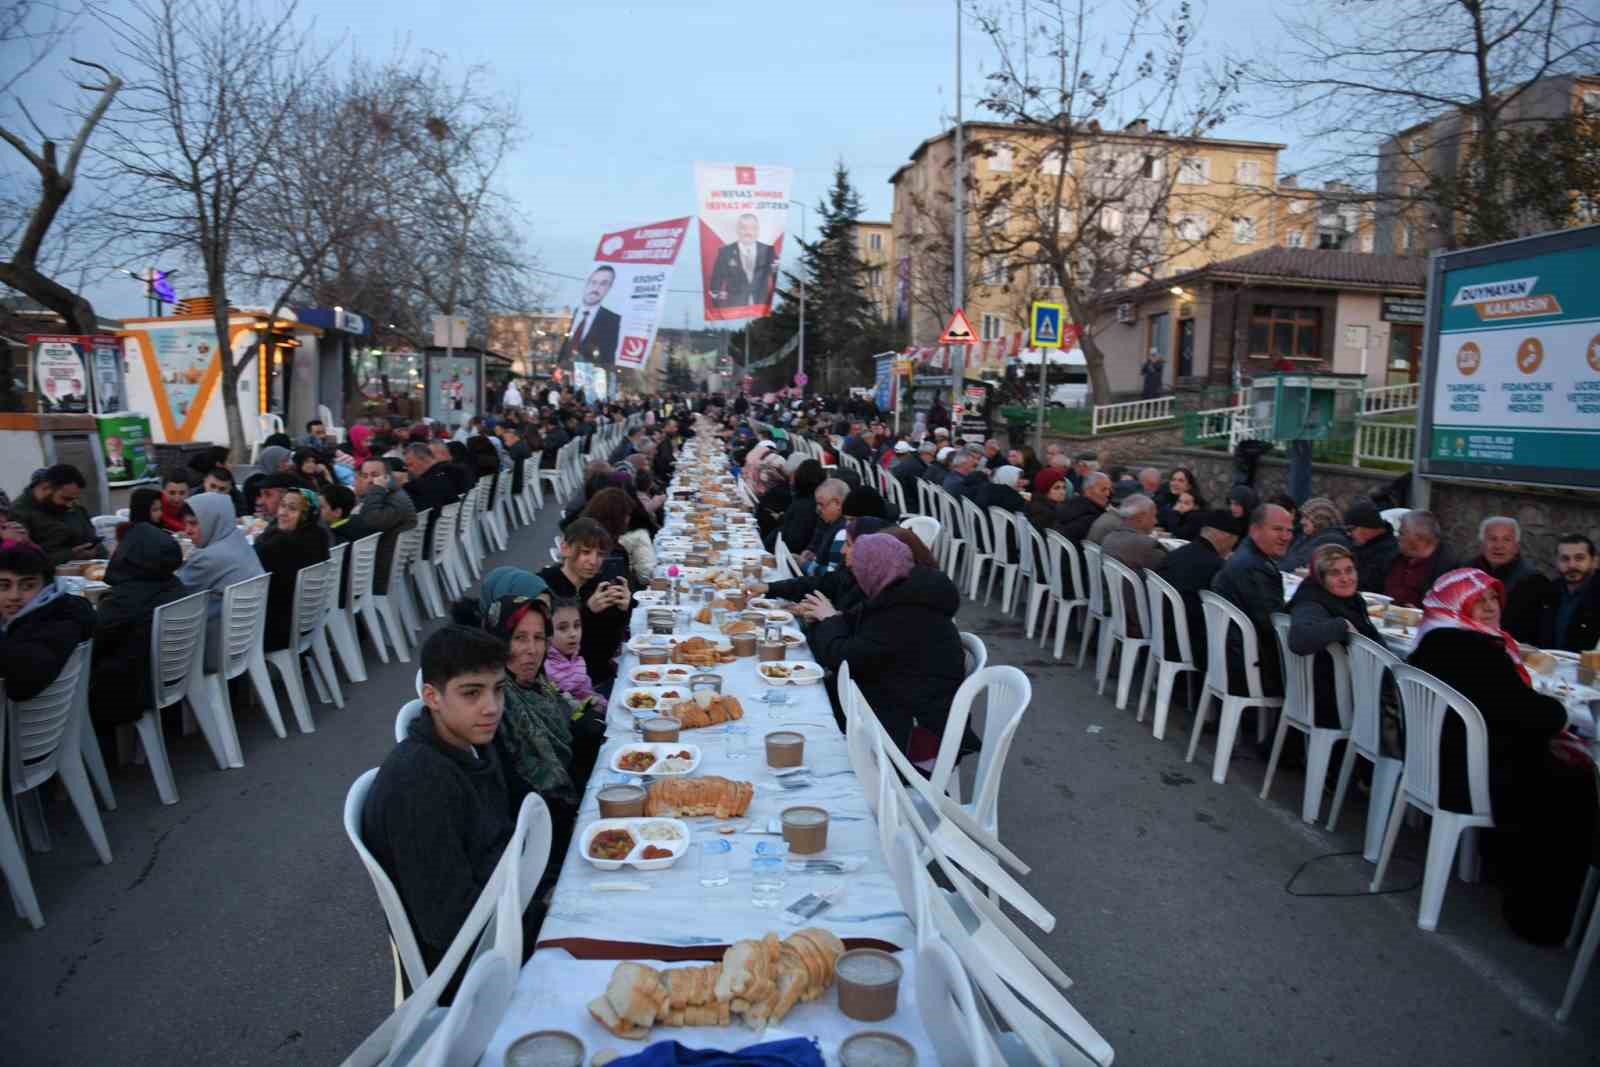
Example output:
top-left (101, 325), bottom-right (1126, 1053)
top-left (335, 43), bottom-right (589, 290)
top-left (886, 119), bottom-right (1289, 347)
top-left (1375, 72), bottom-right (1600, 255)
top-left (853, 219), bottom-right (896, 323)
top-left (1268, 178), bottom-right (1376, 253)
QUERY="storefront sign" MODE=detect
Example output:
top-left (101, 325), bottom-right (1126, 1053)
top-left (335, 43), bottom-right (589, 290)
top-left (1380, 295), bottom-right (1426, 324)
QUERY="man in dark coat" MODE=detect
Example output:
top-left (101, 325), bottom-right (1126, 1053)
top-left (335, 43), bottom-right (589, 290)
top-left (1157, 513), bottom-right (1243, 670)
top-left (1345, 500), bottom-right (1399, 593)
top-left (402, 442), bottom-right (461, 549)
top-left (89, 525), bottom-right (190, 726)
top-left (0, 542), bottom-right (96, 702)
top-left (1382, 509), bottom-right (1457, 608)
top-left (12, 464), bottom-right (100, 565)
top-left (501, 423), bottom-right (534, 497)
top-left (1531, 534), bottom-right (1600, 652)
top-left (1210, 503), bottom-right (1294, 696)
top-left (1467, 516), bottom-right (1545, 641)
top-left (890, 441), bottom-right (929, 507)
top-left (1056, 472), bottom-right (1111, 542)
top-left (354, 459), bottom-right (417, 591)
top-left (941, 448), bottom-right (988, 503)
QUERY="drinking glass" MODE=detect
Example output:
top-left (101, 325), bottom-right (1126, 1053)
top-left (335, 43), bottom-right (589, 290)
top-left (699, 839), bottom-right (732, 887)
top-left (751, 845), bottom-right (787, 908)
top-left (724, 722), bottom-right (751, 760)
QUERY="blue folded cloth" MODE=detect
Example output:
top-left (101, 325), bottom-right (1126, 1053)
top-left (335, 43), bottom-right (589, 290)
top-left (604, 1036), bottom-right (823, 1067)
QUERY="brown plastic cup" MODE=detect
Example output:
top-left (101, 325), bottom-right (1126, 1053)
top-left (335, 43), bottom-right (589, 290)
top-left (757, 641), bottom-right (786, 663)
top-left (649, 577), bottom-right (670, 591)
top-left (765, 730), bottom-right (805, 768)
top-left (731, 633), bottom-right (758, 657)
top-left (638, 646), bottom-right (671, 665)
top-left (505, 1029), bottom-right (586, 1067)
top-left (835, 949), bottom-right (904, 1021)
top-left (839, 1031), bottom-right (916, 1066)
top-left (780, 805), bottom-right (829, 854)
top-left (597, 784), bottom-right (648, 818)
top-left (641, 717), bottom-right (681, 743)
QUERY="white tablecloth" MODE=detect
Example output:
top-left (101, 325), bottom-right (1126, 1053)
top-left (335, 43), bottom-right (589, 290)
top-left (482, 951), bottom-right (936, 1066)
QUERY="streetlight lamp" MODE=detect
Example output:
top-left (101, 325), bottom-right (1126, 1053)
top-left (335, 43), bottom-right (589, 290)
top-left (788, 199), bottom-right (807, 393)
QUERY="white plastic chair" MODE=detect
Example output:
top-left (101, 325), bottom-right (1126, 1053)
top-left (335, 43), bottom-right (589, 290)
top-left (1262, 614), bottom-right (1353, 824)
top-left (458, 482), bottom-right (486, 582)
top-left (934, 489), bottom-right (968, 584)
top-left (3, 642), bottom-right (107, 929)
top-left (1185, 590), bottom-right (1285, 786)
top-left (928, 665), bottom-right (1030, 836)
top-left (1327, 632), bottom-right (1405, 863)
top-left (1139, 570), bottom-right (1201, 740)
top-left (985, 507), bottom-right (1023, 612)
top-left (1043, 530), bottom-right (1089, 661)
top-left (1017, 522), bottom-right (1050, 637)
top-left (511, 459), bottom-right (536, 526)
top-left (344, 768), bottom-right (429, 1002)
top-left (377, 513), bottom-right (427, 655)
top-left (1370, 664), bottom-right (1497, 931)
top-left (1076, 541), bottom-right (1107, 671)
top-left (414, 503), bottom-right (461, 616)
top-left (959, 498), bottom-right (996, 601)
top-left (1099, 557), bottom-right (1152, 710)
top-left (250, 412), bottom-right (284, 463)
top-left (135, 592), bottom-right (225, 805)
top-left (90, 514), bottom-right (121, 553)
top-left (262, 560), bottom-right (337, 736)
top-left (344, 531), bottom-right (389, 667)
top-left (480, 474), bottom-right (509, 554)
top-left (1380, 506), bottom-right (1408, 534)
top-left (916, 935), bottom-right (999, 1067)
top-left (321, 540), bottom-right (367, 685)
top-left (898, 514), bottom-right (941, 555)
top-left (199, 573), bottom-right (279, 766)
top-left (773, 537), bottom-right (802, 580)
top-left (394, 698), bottom-right (425, 744)
top-left (1557, 764), bottom-right (1600, 1022)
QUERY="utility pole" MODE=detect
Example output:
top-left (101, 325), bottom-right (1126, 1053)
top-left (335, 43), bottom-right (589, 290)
top-left (949, 0), bottom-right (966, 433)
top-left (790, 199), bottom-right (808, 395)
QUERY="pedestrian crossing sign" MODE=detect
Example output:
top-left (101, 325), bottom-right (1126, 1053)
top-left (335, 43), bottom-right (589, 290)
top-left (1031, 302), bottom-right (1065, 349)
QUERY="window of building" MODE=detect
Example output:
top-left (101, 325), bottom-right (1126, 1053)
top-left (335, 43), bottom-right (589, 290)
top-left (981, 313), bottom-right (1005, 341)
top-left (1176, 214), bottom-right (1205, 242)
top-left (988, 142), bottom-right (1014, 173)
top-left (1232, 216), bottom-right (1257, 244)
top-left (1286, 230), bottom-right (1306, 248)
top-left (1361, 233), bottom-right (1374, 253)
top-left (868, 267), bottom-right (883, 289)
top-left (1035, 263), bottom-right (1061, 289)
top-left (1288, 199), bottom-right (1307, 215)
top-left (1401, 223), bottom-right (1415, 252)
top-left (1339, 207), bottom-right (1359, 233)
top-left (1317, 229), bottom-right (1345, 250)
top-left (1235, 159), bottom-right (1260, 184)
top-left (1100, 206), bottom-right (1124, 234)
top-left (1141, 154), bottom-right (1163, 180)
top-left (1582, 90), bottom-right (1600, 116)
top-left (1040, 148), bottom-right (1065, 175)
top-left (1178, 156), bottom-right (1208, 184)
top-left (982, 255), bottom-right (1008, 284)
top-left (1248, 305), bottom-right (1321, 360)
top-left (868, 232), bottom-right (883, 251)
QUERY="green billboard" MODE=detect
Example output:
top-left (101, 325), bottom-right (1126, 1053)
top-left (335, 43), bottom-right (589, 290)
top-left (98, 413), bottom-right (155, 486)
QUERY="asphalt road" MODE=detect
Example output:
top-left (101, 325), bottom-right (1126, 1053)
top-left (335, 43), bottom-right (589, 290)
top-left (3, 504), bottom-right (1597, 1065)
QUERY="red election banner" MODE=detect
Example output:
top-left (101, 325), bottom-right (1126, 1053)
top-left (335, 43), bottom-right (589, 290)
top-left (558, 217), bottom-right (690, 371)
top-left (695, 162), bottom-right (793, 322)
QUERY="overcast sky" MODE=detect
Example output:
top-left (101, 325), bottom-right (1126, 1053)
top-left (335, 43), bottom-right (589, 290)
top-left (6, 0), bottom-right (1302, 329)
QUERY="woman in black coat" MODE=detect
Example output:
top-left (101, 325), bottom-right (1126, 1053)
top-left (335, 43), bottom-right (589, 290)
top-left (89, 524), bottom-right (191, 726)
top-left (0, 542), bottom-right (96, 702)
top-left (1286, 545), bottom-right (1381, 729)
top-left (253, 488), bottom-right (331, 651)
top-left (1405, 566), bottom-right (1595, 944)
top-left (775, 459), bottom-right (825, 554)
top-left (806, 533), bottom-right (966, 754)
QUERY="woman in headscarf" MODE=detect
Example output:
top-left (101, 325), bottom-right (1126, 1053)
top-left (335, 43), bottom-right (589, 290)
top-left (89, 524), bottom-right (191, 728)
top-left (253, 488), bottom-right (330, 652)
top-left (1406, 567), bottom-right (1596, 944)
top-left (1280, 496), bottom-right (1351, 573)
top-left (116, 487), bottom-right (165, 543)
top-left (292, 447), bottom-right (336, 493)
top-left (177, 491), bottom-right (267, 669)
top-left (775, 459), bottom-right (826, 554)
top-left (347, 422), bottom-right (374, 465)
top-left (1286, 545), bottom-right (1381, 728)
top-left (979, 465), bottom-right (1028, 514)
top-left (805, 532), bottom-right (966, 753)
top-left (754, 460), bottom-right (792, 545)
top-left (757, 516), bottom-right (888, 620)
top-left (1227, 485), bottom-right (1259, 524)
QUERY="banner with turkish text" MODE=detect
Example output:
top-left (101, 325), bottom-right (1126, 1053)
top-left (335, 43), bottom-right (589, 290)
top-left (694, 162), bottom-right (793, 321)
top-left (561, 217), bottom-right (690, 371)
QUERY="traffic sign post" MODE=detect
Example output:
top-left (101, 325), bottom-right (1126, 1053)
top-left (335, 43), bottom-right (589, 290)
top-left (1029, 301), bottom-right (1072, 454)
top-left (940, 309), bottom-right (978, 346)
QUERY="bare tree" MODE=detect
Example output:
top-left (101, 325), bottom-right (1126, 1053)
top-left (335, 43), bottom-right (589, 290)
top-left (1251, 0), bottom-right (1600, 249)
top-left (94, 0), bottom-right (326, 458)
top-left (0, 47), bottom-right (120, 335)
top-left (946, 0), bottom-right (1248, 401)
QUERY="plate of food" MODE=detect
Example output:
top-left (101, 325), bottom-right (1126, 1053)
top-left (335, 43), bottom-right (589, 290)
top-left (780, 631), bottom-right (807, 648)
top-left (761, 610), bottom-right (795, 626)
top-left (756, 661), bottom-right (824, 686)
top-left (580, 817), bottom-right (692, 871)
top-left (618, 687), bottom-right (689, 714)
top-left (748, 597), bottom-right (785, 611)
top-left (610, 743), bottom-right (702, 777)
top-left (632, 589), bottom-right (669, 605)
top-left (628, 664), bottom-right (697, 686)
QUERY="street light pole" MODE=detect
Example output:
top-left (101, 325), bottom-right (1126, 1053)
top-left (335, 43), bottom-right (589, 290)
top-left (950, 0), bottom-right (966, 431)
top-left (788, 199), bottom-right (807, 394)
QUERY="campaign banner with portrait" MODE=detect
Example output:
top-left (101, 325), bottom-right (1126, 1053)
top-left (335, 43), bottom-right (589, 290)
top-left (694, 163), bottom-right (793, 322)
top-left (28, 335), bottom-right (92, 413)
top-left (560, 216), bottom-right (690, 371)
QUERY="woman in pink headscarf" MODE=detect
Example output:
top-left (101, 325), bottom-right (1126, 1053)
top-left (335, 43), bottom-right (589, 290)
top-left (347, 422), bottom-right (374, 464)
top-left (1407, 567), bottom-right (1596, 943)
top-left (805, 532), bottom-right (967, 754)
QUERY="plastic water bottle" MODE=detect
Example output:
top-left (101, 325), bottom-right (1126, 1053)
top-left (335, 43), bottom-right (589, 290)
top-left (751, 841), bottom-right (788, 908)
top-left (699, 838), bottom-right (732, 887)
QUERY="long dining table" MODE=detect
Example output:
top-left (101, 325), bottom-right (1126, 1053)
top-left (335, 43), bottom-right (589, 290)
top-left (482, 438), bottom-right (938, 1064)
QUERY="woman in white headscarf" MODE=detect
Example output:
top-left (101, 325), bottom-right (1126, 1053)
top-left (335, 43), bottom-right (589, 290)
top-left (177, 491), bottom-right (265, 667)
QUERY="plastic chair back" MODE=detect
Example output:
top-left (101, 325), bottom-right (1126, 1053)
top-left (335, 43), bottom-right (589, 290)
top-left (323, 541), bottom-right (349, 619)
top-left (348, 533), bottom-right (381, 611)
top-left (1346, 632), bottom-right (1399, 758)
top-left (431, 503), bottom-right (461, 561)
top-left (395, 698), bottom-right (425, 743)
top-left (915, 478), bottom-right (933, 518)
top-left (774, 537), bottom-right (801, 579)
top-left (1082, 542), bottom-right (1105, 617)
top-left (1143, 570), bottom-right (1192, 666)
top-left (289, 561), bottom-right (332, 652)
top-left (1046, 529), bottom-right (1085, 603)
top-left (1023, 524), bottom-right (1049, 587)
top-left (150, 592), bottom-right (209, 710)
top-left (929, 665), bottom-right (1030, 834)
top-left (915, 933), bottom-right (1000, 1067)
top-left (899, 514), bottom-right (941, 552)
top-left (1271, 613), bottom-right (1352, 732)
top-left (962, 498), bottom-right (992, 555)
top-left (988, 507), bottom-right (1016, 565)
top-left (8, 641), bottom-right (91, 792)
top-left (1198, 589), bottom-right (1267, 698)
top-left (1102, 556), bottom-right (1147, 640)
top-left (217, 573), bottom-right (270, 680)
top-left (960, 631), bottom-right (988, 678)
top-left (344, 768), bottom-right (428, 997)
top-left (1390, 664), bottom-right (1494, 818)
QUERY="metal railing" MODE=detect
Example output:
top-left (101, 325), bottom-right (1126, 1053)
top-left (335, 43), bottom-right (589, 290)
top-left (1090, 395), bottom-right (1175, 435)
top-left (1354, 421), bottom-right (1417, 467)
top-left (1361, 381), bottom-right (1420, 416)
top-left (1186, 403), bottom-right (1267, 449)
